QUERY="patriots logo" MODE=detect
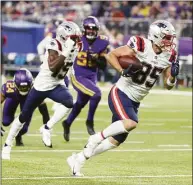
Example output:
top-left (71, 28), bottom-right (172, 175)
top-left (50, 42), bottom-right (55, 46)
top-left (156, 23), bottom-right (167, 28)
top-left (129, 41), bottom-right (135, 48)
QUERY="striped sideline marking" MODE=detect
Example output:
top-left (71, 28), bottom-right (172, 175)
top-left (2, 174), bottom-right (192, 180)
top-left (11, 148), bottom-right (192, 153)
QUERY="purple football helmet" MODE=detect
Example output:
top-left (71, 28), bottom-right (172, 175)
top-left (83, 16), bottom-right (100, 40)
top-left (13, 68), bottom-right (33, 95)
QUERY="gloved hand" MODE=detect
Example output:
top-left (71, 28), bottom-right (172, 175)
top-left (121, 64), bottom-right (142, 77)
top-left (171, 58), bottom-right (180, 77)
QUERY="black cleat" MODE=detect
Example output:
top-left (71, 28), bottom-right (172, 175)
top-left (62, 120), bottom-right (70, 142)
top-left (15, 135), bottom-right (24, 146)
top-left (1, 126), bottom-right (5, 137)
top-left (86, 120), bottom-right (95, 135)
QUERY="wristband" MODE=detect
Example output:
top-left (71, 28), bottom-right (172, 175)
top-left (166, 77), bottom-right (177, 86)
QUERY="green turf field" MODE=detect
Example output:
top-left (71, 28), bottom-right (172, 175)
top-left (1, 87), bottom-right (192, 185)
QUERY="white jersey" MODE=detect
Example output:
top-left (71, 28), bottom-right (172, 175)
top-left (116, 36), bottom-right (177, 103)
top-left (34, 38), bottom-right (78, 91)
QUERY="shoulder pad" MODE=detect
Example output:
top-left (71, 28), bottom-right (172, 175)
top-left (46, 39), bottom-right (62, 52)
top-left (127, 36), bottom-right (145, 53)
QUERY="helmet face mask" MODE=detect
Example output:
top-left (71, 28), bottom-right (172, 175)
top-left (13, 68), bottom-right (33, 96)
top-left (148, 20), bottom-right (176, 52)
top-left (83, 16), bottom-right (100, 40)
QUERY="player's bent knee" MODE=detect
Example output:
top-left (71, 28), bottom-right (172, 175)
top-left (2, 119), bottom-right (12, 126)
top-left (91, 91), bottom-right (101, 101)
top-left (123, 119), bottom-right (137, 131)
top-left (63, 99), bottom-right (73, 108)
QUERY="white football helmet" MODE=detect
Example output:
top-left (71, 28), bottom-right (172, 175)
top-left (148, 20), bottom-right (176, 51)
top-left (56, 21), bottom-right (82, 44)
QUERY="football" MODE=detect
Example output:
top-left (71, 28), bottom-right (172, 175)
top-left (118, 55), bottom-right (142, 69)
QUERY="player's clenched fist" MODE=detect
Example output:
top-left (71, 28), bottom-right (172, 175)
top-left (171, 58), bottom-right (180, 77)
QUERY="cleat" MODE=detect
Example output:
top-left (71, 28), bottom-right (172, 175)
top-left (40, 125), bottom-right (52, 148)
top-left (67, 153), bottom-right (84, 177)
top-left (62, 120), bottom-right (70, 142)
top-left (86, 120), bottom-right (95, 135)
top-left (1, 126), bottom-right (5, 137)
top-left (84, 134), bottom-right (102, 158)
top-left (2, 145), bottom-right (11, 160)
top-left (15, 135), bottom-right (24, 146)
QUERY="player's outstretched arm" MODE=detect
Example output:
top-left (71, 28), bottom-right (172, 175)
top-left (105, 45), bottom-right (136, 73)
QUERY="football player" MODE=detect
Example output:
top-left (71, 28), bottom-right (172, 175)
top-left (66, 20), bottom-right (180, 176)
top-left (62, 16), bottom-right (110, 141)
top-left (2, 21), bottom-right (82, 159)
top-left (1, 68), bottom-right (50, 146)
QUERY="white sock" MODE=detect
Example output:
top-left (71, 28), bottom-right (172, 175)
top-left (78, 139), bottom-right (117, 161)
top-left (47, 104), bottom-right (71, 129)
top-left (5, 117), bottom-right (24, 146)
top-left (101, 120), bottom-right (127, 139)
top-left (77, 151), bottom-right (87, 162)
top-left (90, 138), bottom-right (117, 157)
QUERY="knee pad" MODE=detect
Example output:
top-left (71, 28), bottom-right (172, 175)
top-left (63, 99), bottom-right (73, 109)
top-left (2, 119), bottom-right (13, 126)
top-left (112, 133), bottom-right (129, 144)
top-left (19, 114), bottom-right (27, 123)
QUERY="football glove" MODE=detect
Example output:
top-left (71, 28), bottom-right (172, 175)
top-left (171, 58), bottom-right (180, 77)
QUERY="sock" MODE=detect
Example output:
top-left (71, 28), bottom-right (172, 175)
top-left (90, 138), bottom-right (117, 157)
top-left (102, 120), bottom-right (127, 138)
top-left (38, 103), bottom-right (50, 124)
top-left (47, 104), bottom-right (71, 129)
top-left (87, 96), bottom-right (101, 121)
top-left (5, 116), bottom-right (24, 146)
top-left (76, 151), bottom-right (87, 162)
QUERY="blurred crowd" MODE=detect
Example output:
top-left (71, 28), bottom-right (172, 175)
top-left (2, 1), bottom-right (192, 21)
top-left (1, 1), bottom-right (192, 87)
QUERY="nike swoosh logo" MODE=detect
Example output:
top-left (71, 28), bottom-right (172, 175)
top-left (72, 166), bottom-right (76, 176)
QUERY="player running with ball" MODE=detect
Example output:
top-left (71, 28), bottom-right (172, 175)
top-left (2, 21), bottom-right (82, 160)
top-left (66, 20), bottom-right (180, 176)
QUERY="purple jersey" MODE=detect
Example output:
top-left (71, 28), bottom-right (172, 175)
top-left (73, 35), bottom-right (110, 78)
top-left (1, 80), bottom-right (27, 101)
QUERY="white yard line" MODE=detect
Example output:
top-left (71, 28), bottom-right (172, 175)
top-left (27, 131), bottom-right (192, 135)
top-left (11, 148), bottom-right (192, 153)
top-left (2, 174), bottom-right (192, 180)
top-left (157, 145), bottom-right (190, 147)
top-left (180, 126), bottom-right (192, 128)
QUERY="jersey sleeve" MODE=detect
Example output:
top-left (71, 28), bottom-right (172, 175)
top-left (99, 35), bottom-right (111, 54)
top-left (127, 36), bottom-right (145, 53)
top-left (46, 39), bottom-right (62, 53)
